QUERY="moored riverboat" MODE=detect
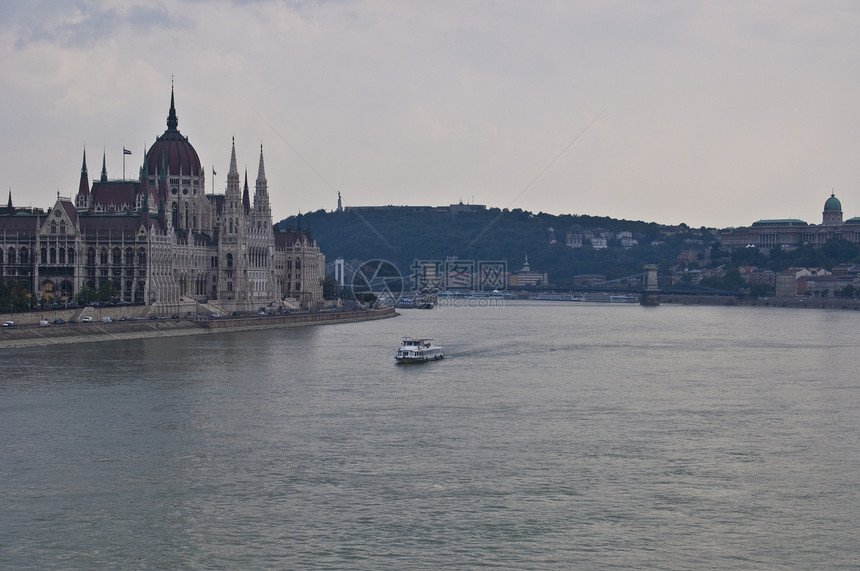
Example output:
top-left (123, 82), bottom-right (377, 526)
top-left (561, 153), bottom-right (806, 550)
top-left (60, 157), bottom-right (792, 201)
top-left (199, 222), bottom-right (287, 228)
top-left (534, 293), bottom-right (586, 301)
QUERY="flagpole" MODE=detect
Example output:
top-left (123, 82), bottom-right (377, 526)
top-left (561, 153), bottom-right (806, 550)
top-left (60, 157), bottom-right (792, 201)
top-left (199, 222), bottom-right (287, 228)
top-left (122, 147), bottom-right (132, 180)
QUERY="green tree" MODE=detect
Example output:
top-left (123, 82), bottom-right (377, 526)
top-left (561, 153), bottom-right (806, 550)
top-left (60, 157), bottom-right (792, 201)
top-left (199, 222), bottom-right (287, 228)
top-left (322, 275), bottom-right (339, 300)
top-left (97, 280), bottom-right (117, 302)
top-left (749, 283), bottom-right (774, 298)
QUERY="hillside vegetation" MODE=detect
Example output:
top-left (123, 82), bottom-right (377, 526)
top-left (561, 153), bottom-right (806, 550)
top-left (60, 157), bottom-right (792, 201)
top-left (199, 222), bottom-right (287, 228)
top-left (280, 208), bottom-right (710, 284)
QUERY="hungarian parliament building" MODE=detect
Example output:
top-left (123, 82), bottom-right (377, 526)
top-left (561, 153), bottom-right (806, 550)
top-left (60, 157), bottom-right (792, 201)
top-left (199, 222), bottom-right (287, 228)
top-left (0, 89), bottom-right (324, 314)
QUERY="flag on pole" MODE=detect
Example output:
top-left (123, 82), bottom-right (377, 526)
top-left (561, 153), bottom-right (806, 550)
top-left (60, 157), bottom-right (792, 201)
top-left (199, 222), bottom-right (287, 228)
top-left (123, 147), bottom-right (132, 155)
top-left (213, 168), bottom-right (217, 177)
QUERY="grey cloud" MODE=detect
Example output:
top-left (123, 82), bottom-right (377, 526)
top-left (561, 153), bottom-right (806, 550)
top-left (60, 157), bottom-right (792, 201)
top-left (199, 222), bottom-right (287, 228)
top-left (13, 1), bottom-right (178, 49)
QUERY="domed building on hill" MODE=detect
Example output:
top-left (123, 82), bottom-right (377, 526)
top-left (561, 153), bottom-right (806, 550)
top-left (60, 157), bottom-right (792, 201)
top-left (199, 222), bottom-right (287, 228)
top-left (721, 193), bottom-right (860, 250)
top-left (0, 88), bottom-right (324, 313)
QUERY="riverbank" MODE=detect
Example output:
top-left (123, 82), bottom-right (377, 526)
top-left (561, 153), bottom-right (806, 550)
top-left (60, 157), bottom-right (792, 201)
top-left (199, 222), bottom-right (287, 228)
top-left (0, 307), bottom-right (398, 349)
top-left (660, 295), bottom-right (860, 310)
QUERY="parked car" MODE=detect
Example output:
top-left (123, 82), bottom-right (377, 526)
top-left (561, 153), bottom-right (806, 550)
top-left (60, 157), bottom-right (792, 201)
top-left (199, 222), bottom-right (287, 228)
top-left (2, 320), bottom-right (15, 327)
top-left (81, 316), bottom-right (93, 323)
top-left (39, 320), bottom-right (50, 327)
top-left (52, 318), bottom-right (65, 325)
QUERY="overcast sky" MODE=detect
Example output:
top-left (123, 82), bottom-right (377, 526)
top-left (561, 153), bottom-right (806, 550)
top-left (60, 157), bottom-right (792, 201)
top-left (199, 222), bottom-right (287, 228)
top-left (2, 0), bottom-right (860, 228)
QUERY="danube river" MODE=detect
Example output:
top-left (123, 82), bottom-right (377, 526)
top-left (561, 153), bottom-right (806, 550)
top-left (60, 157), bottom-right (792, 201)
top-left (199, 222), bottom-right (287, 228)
top-left (2, 301), bottom-right (859, 569)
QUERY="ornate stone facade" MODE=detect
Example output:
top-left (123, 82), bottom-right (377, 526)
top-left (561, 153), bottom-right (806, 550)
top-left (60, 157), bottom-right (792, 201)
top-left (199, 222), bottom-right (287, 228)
top-left (0, 89), bottom-right (324, 314)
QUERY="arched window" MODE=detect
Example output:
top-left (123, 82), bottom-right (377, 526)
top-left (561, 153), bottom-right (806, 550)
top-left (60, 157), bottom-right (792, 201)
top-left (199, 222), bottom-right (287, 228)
top-left (88, 248), bottom-right (96, 266)
top-left (20, 248), bottom-right (28, 264)
top-left (138, 248), bottom-right (146, 265)
top-left (8, 248), bottom-right (15, 265)
top-left (59, 248), bottom-right (66, 264)
top-left (100, 248), bottom-right (108, 265)
top-left (125, 248), bottom-right (134, 266)
top-left (50, 221), bottom-right (57, 233)
top-left (112, 248), bottom-right (121, 265)
top-left (60, 222), bottom-right (66, 234)
top-left (226, 253), bottom-right (233, 268)
top-left (68, 248), bottom-right (75, 264)
top-left (41, 247), bottom-right (48, 264)
top-left (50, 248), bottom-right (57, 264)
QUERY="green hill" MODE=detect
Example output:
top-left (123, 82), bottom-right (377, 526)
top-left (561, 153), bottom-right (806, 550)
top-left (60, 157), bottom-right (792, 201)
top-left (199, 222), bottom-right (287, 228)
top-left (279, 207), bottom-right (716, 285)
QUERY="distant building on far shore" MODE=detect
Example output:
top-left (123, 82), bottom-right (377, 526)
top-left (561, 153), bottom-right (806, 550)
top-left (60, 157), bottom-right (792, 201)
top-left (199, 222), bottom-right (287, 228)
top-left (343, 201), bottom-right (486, 214)
top-left (509, 254), bottom-right (547, 287)
top-left (721, 193), bottom-right (860, 250)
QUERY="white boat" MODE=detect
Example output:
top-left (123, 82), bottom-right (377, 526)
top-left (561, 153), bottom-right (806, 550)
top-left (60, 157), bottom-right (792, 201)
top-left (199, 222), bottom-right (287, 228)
top-left (610, 294), bottom-right (639, 303)
top-left (534, 293), bottom-right (586, 302)
top-left (396, 337), bottom-right (444, 363)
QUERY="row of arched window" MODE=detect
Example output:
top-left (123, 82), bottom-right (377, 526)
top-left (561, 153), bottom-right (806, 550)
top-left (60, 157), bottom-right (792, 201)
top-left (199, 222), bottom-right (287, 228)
top-left (0, 247), bottom-right (30, 265)
top-left (49, 221), bottom-right (67, 234)
top-left (84, 247), bottom-right (147, 267)
top-left (40, 247), bottom-right (76, 264)
top-left (0, 246), bottom-right (148, 266)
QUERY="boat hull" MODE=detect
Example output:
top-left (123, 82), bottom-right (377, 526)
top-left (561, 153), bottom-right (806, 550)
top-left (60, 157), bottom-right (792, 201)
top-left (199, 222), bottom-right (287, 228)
top-left (395, 356), bottom-right (444, 364)
top-left (395, 350), bottom-right (444, 364)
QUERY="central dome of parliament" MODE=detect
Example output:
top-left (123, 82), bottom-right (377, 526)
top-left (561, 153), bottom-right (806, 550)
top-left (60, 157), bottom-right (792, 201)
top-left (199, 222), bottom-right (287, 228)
top-left (144, 89), bottom-right (202, 177)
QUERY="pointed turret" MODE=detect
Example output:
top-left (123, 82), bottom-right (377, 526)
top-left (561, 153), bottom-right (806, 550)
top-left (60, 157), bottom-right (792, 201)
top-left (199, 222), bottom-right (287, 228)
top-left (254, 143), bottom-right (271, 215)
top-left (256, 143), bottom-right (267, 185)
top-left (225, 137), bottom-right (242, 210)
top-left (100, 150), bottom-right (108, 182)
top-left (243, 169), bottom-right (251, 214)
top-left (166, 84), bottom-right (179, 132)
top-left (75, 148), bottom-right (90, 210)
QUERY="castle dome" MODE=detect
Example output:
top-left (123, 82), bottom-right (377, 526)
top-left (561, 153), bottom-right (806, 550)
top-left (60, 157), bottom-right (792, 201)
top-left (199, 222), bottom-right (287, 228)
top-left (824, 193), bottom-right (842, 212)
top-left (145, 88), bottom-right (202, 177)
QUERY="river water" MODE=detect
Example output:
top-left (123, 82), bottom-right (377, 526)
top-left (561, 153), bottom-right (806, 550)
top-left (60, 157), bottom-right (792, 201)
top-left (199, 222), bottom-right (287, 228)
top-left (2, 301), bottom-right (859, 569)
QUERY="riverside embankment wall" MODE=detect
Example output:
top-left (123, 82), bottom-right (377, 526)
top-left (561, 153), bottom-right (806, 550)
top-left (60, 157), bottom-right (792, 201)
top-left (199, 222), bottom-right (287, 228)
top-left (660, 295), bottom-right (860, 310)
top-left (0, 307), bottom-right (397, 349)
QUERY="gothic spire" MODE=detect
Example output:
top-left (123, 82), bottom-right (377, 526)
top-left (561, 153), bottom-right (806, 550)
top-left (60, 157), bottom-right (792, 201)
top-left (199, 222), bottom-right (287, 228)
top-left (100, 150), bottom-right (108, 182)
top-left (78, 148), bottom-right (89, 198)
top-left (243, 168), bottom-right (251, 214)
top-left (254, 143), bottom-right (271, 215)
top-left (166, 83), bottom-right (178, 132)
top-left (256, 143), bottom-right (267, 186)
top-left (228, 137), bottom-right (239, 178)
top-left (225, 137), bottom-right (241, 205)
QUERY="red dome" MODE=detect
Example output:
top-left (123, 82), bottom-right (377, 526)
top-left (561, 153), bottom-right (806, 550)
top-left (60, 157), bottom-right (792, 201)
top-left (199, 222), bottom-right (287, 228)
top-left (145, 90), bottom-right (202, 177)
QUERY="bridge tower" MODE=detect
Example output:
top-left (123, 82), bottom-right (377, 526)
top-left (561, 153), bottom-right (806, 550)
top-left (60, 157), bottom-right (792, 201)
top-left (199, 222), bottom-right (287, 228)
top-left (641, 264), bottom-right (660, 306)
top-left (333, 258), bottom-right (346, 287)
